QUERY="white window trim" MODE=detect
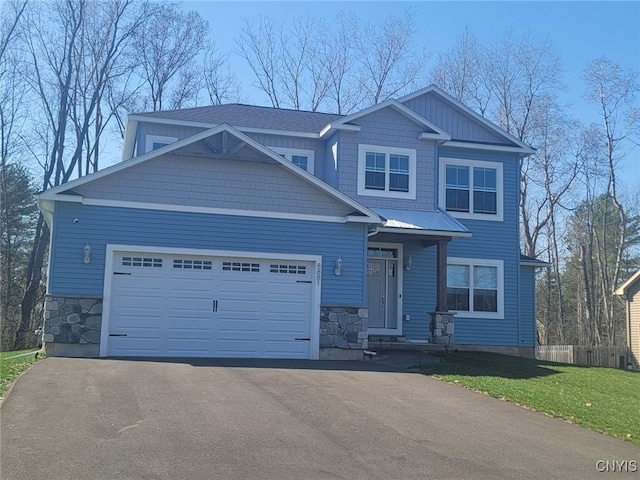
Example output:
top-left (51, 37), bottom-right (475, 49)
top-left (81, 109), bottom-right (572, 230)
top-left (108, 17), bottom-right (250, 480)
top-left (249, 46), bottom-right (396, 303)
top-left (439, 157), bottom-right (503, 221)
top-left (447, 257), bottom-right (504, 319)
top-left (145, 135), bottom-right (178, 154)
top-left (269, 146), bottom-right (315, 174)
top-left (357, 144), bottom-right (417, 200)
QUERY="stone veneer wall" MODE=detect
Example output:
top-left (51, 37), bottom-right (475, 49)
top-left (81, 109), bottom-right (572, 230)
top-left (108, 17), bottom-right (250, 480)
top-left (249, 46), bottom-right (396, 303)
top-left (430, 311), bottom-right (455, 344)
top-left (320, 306), bottom-right (368, 360)
top-left (43, 295), bottom-right (103, 351)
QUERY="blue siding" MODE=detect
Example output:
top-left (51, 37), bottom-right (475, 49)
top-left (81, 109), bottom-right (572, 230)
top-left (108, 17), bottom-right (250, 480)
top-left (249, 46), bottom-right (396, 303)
top-left (338, 108), bottom-right (437, 211)
top-left (49, 203), bottom-right (368, 306)
top-left (401, 242), bottom-right (438, 340)
top-left (324, 132), bottom-right (339, 189)
top-left (519, 266), bottom-right (537, 347)
top-left (137, 122), bottom-right (205, 155)
top-left (435, 146), bottom-right (521, 346)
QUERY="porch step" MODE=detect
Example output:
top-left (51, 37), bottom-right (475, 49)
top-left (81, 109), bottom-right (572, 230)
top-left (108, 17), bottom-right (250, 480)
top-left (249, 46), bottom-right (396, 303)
top-left (368, 338), bottom-right (451, 352)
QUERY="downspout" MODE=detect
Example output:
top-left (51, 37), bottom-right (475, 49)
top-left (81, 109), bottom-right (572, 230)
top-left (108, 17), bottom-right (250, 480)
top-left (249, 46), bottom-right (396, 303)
top-left (367, 226), bottom-right (379, 237)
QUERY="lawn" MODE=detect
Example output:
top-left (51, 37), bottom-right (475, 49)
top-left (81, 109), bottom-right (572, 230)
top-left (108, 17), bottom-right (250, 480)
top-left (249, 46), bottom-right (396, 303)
top-left (419, 351), bottom-right (640, 446)
top-left (0, 348), bottom-right (44, 400)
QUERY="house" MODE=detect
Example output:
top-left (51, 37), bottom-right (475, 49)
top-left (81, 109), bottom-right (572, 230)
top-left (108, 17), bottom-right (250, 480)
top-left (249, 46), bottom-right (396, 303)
top-left (615, 270), bottom-right (640, 367)
top-left (36, 85), bottom-right (542, 360)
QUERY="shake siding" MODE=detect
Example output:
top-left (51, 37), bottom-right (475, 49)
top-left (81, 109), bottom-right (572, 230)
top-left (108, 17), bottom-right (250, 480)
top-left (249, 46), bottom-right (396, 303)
top-left (519, 266), bottom-right (537, 347)
top-left (137, 122), bottom-right (205, 154)
top-left (72, 155), bottom-right (351, 217)
top-left (437, 146), bottom-right (521, 346)
top-left (49, 203), bottom-right (368, 306)
top-left (338, 108), bottom-right (437, 211)
top-left (245, 133), bottom-right (326, 181)
top-left (402, 95), bottom-right (507, 144)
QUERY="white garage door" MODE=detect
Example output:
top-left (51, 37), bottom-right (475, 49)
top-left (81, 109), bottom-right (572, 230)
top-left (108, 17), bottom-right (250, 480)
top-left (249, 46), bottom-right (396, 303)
top-left (105, 250), bottom-right (317, 359)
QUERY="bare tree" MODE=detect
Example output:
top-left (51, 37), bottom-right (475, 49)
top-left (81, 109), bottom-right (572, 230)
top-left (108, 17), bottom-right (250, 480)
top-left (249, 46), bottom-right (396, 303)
top-left (429, 27), bottom-right (490, 115)
top-left (356, 9), bottom-right (427, 105)
top-left (582, 56), bottom-right (640, 345)
top-left (134, 4), bottom-right (208, 111)
top-left (14, 0), bottom-right (151, 349)
top-left (316, 12), bottom-right (361, 114)
top-left (203, 43), bottom-right (243, 105)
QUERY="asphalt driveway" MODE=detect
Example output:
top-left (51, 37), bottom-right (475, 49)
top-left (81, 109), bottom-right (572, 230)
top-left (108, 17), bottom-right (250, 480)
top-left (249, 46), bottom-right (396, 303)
top-left (1, 357), bottom-right (638, 480)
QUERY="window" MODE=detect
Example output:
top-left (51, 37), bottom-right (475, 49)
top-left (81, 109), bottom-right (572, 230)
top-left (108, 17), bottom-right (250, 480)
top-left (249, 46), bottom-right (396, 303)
top-left (357, 145), bottom-right (417, 199)
top-left (269, 147), bottom-right (315, 174)
top-left (446, 258), bottom-right (503, 318)
top-left (440, 158), bottom-right (503, 221)
top-left (145, 135), bottom-right (177, 153)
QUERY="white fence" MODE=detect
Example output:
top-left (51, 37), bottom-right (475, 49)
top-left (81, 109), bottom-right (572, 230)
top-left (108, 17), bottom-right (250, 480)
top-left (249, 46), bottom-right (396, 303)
top-left (536, 345), bottom-right (632, 368)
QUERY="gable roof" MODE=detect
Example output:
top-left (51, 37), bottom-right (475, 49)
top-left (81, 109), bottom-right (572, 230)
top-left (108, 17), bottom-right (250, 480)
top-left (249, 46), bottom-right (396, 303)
top-left (132, 104), bottom-right (343, 134)
top-left (399, 85), bottom-right (535, 154)
top-left (37, 124), bottom-right (382, 224)
top-left (319, 99), bottom-right (451, 141)
top-left (615, 270), bottom-right (640, 296)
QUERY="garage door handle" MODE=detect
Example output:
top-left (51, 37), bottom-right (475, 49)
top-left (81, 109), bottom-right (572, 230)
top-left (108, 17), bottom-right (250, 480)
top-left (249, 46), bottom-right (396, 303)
top-left (296, 280), bottom-right (312, 284)
top-left (109, 333), bottom-right (127, 337)
top-left (295, 338), bottom-right (311, 341)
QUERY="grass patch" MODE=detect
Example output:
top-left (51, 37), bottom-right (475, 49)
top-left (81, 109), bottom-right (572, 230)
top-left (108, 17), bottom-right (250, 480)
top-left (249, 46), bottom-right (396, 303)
top-left (0, 348), bottom-right (45, 400)
top-left (419, 351), bottom-right (640, 446)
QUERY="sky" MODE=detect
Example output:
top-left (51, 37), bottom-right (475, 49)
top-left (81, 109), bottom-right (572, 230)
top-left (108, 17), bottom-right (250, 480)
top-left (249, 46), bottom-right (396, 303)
top-left (180, 0), bottom-right (640, 190)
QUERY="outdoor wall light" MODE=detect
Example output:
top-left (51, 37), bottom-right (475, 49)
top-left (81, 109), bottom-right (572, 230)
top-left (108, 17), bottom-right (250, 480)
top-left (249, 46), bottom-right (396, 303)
top-left (83, 244), bottom-right (91, 264)
top-left (334, 257), bottom-right (343, 276)
top-left (405, 256), bottom-right (413, 271)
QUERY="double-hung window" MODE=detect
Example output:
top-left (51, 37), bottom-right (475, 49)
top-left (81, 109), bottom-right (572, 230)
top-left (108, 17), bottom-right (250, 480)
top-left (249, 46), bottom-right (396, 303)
top-left (447, 258), bottom-right (503, 318)
top-left (358, 145), bottom-right (416, 199)
top-left (440, 158), bottom-right (503, 221)
top-left (270, 147), bottom-right (315, 174)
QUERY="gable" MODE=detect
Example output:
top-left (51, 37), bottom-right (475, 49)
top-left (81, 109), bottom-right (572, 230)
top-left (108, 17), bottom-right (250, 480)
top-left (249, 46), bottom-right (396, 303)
top-left (70, 143), bottom-right (355, 219)
top-left (402, 92), bottom-right (508, 145)
top-left (38, 125), bottom-right (381, 225)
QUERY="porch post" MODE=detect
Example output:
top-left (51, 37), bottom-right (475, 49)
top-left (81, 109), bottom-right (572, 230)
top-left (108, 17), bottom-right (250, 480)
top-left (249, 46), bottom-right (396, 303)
top-left (436, 238), bottom-right (449, 312)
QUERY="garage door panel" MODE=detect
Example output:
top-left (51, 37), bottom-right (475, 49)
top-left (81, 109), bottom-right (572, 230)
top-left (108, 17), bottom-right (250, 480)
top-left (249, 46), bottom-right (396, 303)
top-left (108, 252), bottom-right (315, 359)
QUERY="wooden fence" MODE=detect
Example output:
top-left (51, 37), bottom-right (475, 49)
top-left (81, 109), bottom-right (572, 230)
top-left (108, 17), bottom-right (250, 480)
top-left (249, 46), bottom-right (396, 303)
top-left (536, 345), bottom-right (632, 368)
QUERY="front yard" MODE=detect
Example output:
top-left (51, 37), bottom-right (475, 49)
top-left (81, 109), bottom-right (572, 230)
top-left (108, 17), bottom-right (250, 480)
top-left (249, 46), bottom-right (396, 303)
top-left (1, 349), bottom-right (44, 400)
top-left (419, 351), bottom-right (640, 446)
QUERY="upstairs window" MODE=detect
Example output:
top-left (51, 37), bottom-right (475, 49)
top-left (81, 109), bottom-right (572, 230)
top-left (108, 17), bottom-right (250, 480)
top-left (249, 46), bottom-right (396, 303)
top-left (440, 158), bottom-right (503, 221)
top-left (145, 135), bottom-right (177, 153)
top-left (270, 147), bottom-right (315, 174)
top-left (358, 144), bottom-right (416, 199)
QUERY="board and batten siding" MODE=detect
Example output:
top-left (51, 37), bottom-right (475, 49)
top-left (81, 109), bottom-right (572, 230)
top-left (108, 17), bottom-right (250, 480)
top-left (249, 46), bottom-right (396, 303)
top-left (338, 108), bottom-right (437, 211)
top-left (71, 155), bottom-right (351, 217)
top-left (519, 265), bottom-right (537, 347)
top-left (437, 146), bottom-right (521, 346)
top-left (402, 94), bottom-right (508, 145)
top-left (629, 281), bottom-right (640, 365)
top-left (49, 203), bottom-right (368, 307)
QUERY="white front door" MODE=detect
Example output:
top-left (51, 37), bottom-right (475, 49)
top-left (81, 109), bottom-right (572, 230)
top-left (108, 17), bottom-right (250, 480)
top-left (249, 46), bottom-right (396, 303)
top-left (367, 245), bottom-right (402, 335)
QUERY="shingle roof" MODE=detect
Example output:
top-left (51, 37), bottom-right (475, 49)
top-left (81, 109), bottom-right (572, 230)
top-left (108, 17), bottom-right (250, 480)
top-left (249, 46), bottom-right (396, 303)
top-left (135, 104), bottom-right (344, 133)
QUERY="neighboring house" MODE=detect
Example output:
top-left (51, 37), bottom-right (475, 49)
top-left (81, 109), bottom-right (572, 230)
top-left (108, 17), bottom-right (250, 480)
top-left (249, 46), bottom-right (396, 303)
top-left (37, 85), bottom-right (543, 360)
top-left (615, 270), bottom-right (640, 367)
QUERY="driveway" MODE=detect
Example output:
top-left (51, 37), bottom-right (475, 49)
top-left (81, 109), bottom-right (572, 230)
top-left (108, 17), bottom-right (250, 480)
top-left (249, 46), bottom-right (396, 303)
top-left (1, 357), bottom-right (638, 480)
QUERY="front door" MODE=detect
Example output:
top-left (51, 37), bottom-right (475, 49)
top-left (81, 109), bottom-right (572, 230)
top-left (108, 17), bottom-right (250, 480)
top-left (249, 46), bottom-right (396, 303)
top-left (367, 246), bottom-right (401, 335)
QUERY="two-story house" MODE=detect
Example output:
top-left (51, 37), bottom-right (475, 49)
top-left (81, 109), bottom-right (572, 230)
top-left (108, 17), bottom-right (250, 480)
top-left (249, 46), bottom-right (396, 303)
top-left (36, 85), bottom-right (545, 360)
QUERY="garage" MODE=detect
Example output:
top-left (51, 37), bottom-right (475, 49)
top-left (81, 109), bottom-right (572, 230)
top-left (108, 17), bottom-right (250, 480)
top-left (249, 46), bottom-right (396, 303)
top-left (101, 246), bottom-right (320, 359)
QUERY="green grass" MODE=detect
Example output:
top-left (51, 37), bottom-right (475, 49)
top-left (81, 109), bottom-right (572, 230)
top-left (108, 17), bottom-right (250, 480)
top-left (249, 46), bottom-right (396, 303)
top-left (0, 348), bottom-right (45, 400)
top-left (419, 352), bottom-right (640, 446)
